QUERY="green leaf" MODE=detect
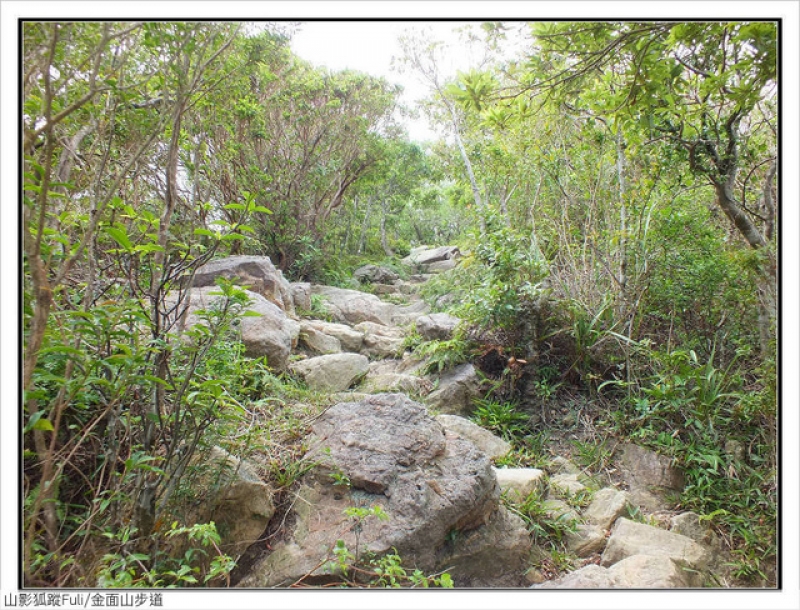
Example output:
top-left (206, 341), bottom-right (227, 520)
top-left (105, 226), bottom-right (133, 251)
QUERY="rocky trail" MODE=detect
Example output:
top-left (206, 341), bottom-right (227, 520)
top-left (178, 250), bottom-right (736, 589)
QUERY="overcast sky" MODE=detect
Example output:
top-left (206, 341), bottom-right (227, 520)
top-left (290, 21), bottom-right (525, 141)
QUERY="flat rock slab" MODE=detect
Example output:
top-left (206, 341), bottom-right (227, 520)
top-left (438, 415), bottom-right (511, 460)
top-left (493, 467), bottom-right (546, 500)
top-left (601, 518), bottom-right (711, 574)
top-left (289, 353), bottom-right (369, 392)
top-left (402, 245), bottom-right (460, 267)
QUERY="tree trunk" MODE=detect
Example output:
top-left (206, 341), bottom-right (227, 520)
top-left (380, 199), bottom-right (394, 257)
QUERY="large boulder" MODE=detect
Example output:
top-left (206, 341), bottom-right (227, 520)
top-left (193, 255), bottom-right (295, 316)
top-left (289, 282), bottom-right (312, 312)
top-left (177, 287), bottom-right (299, 371)
top-left (239, 394), bottom-right (515, 587)
top-left (289, 353), bottom-right (369, 392)
top-left (401, 245), bottom-right (460, 269)
top-left (300, 319), bottom-right (364, 353)
top-left (183, 446), bottom-right (275, 559)
top-left (425, 364), bottom-right (484, 416)
top-left (353, 321), bottom-right (406, 358)
top-left (436, 506), bottom-right (531, 587)
top-left (298, 321), bottom-right (342, 355)
top-left (353, 264), bottom-right (400, 284)
top-left (416, 313), bottom-right (461, 341)
top-left (310, 285), bottom-right (428, 327)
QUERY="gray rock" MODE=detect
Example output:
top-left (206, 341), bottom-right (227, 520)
top-left (289, 353), bottom-right (369, 392)
top-left (542, 499), bottom-right (581, 524)
top-left (240, 394), bottom-right (502, 587)
top-left (494, 467), bottom-right (546, 501)
top-left (425, 364), bottom-right (483, 416)
top-left (401, 245), bottom-right (460, 267)
top-left (670, 511), bottom-right (716, 546)
top-left (353, 264), bottom-right (400, 284)
top-left (438, 506), bottom-right (531, 587)
top-left (361, 372), bottom-right (431, 395)
top-left (584, 488), bottom-right (631, 530)
top-left (301, 320), bottom-right (364, 353)
top-left (290, 282), bottom-right (312, 312)
top-left (566, 524), bottom-right (607, 557)
top-left (416, 313), bottom-right (461, 341)
top-left (178, 287), bottom-right (299, 371)
top-left (620, 443), bottom-right (685, 491)
top-left (538, 554), bottom-right (692, 588)
top-left (311, 285), bottom-right (428, 327)
top-left (601, 518), bottom-right (711, 574)
top-left (185, 447), bottom-right (274, 558)
top-left (537, 564), bottom-right (616, 588)
top-left (608, 554), bottom-right (693, 587)
top-left (426, 259), bottom-right (458, 273)
top-left (548, 473), bottom-right (587, 497)
top-left (438, 415), bottom-right (511, 460)
top-left (353, 321), bottom-right (406, 358)
top-left (548, 456), bottom-right (581, 475)
top-left (193, 255), bottom-right (295, 315)
top-left (298, 321), bottom-right (342, 355)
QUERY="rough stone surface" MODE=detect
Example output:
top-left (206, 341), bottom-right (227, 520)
top-left (620, 443), bottom-right (685, 491)
top-left (537, 565), bottom-right (616, 588)
top-left (240, 394), bottom-right (503, 587)
top-left (178, 287), bottom-right (299, 371)
top-left (670, 511), bottom-right (716, 546)
top-left (566, 524), bottom-right (608, 557)
top-left (548, 456), bottom-right (581, 475)
top-left (548, 473), bottom-right (587, 497)
top-left (437, 506), bottom-right (531, 587)
top-left (425, 364), bottom-right (483, 416)
top-left (311, 285), bottom-right (428, 327)
top-left (401, 245), bottom-right (460, 268)
top-left (361, 372), bottom-right (431, 396)
top-left (542, 499), bottom-right (581, 524)
top-left (302, 320), bottom-right (364, 353)
top-left (290, 282), bottom-right (312, 312)
top-left (353, 321), bottom-right (407, 358)
top-left (538, 555), bottom-right (692, 588)
top-left (186, 447), bottom-right (274, 559)
top-left (298, 321), bottom-right (342, 355)
top-left (494, 467), bottom-right (546, 501)
top-left (608, 554), bottom-right (693, 587)
top-left (416, 313), bottom-right (461, 341)
top-left (426, 259), bottom-right (458, 273)
top-left (584, 488), bottom-right (631, 530)
top-left (438, 415), bottom-right (511, 460)
top-left (289, 353), bottom-right (369, 392)
top-left (601, 518), bottom-right (711, 574)
top-left (353, 264), bottom-right (400, 284)
top-left (193, 255), bottom-right (295, 315)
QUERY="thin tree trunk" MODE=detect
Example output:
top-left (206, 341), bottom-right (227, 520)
top-left (380, 199), bottom-right (394, 257)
